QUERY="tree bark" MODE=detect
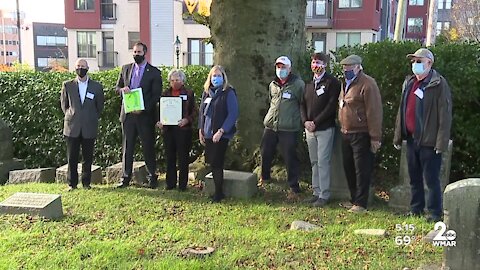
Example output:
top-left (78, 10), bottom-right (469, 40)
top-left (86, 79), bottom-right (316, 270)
top-left (208, 0), bottom-right (306, 170)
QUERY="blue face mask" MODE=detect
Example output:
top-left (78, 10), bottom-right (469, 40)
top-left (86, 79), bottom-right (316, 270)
top-left (344, 70), bottom-right (356, 80)
top-left (211, 76), bottom-right (224, 88)
top-left (412, 62), bottom-right (425, 75)
top-left (276, 68), bottom-right (289, 80)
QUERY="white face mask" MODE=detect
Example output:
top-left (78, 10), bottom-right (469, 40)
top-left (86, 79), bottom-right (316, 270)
top-left (412, 62), bottom-right (425, 75)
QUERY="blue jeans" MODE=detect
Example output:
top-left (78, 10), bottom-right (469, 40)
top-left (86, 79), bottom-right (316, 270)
top-left (406, 139), bottom-right (442, 217)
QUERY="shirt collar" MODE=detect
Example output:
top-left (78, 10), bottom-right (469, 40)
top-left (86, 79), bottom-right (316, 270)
top-left (134, 62), bottom-right (147, 70)
top-left (313, 71), bottom-right (326, 82)
top-left (77, 76), bottom-right (89, 85)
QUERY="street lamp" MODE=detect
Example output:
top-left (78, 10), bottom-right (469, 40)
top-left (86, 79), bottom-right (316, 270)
top-left (173, 35), bottom-right (182, 68)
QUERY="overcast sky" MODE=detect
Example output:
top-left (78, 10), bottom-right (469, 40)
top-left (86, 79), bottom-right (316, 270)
top-left (0, 0), bottom-right (64, 24)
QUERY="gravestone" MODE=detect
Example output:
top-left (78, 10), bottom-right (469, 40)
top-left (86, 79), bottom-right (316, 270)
top-left (443, 178), bottom-right (480, 270)
top-left (204, 170), bottom-right (257, 199)
top-left (324, 127), bottom-right (374, 203)
top-left (55, 164), bottom-right (102, 184)
top-left (0, 119), bottom-right (24, 184)
top-left (105, 161), bottom-right (147, 186)
top-left (0, 192), bottom-right (63, 219)
top-left (389, 140), bottom-right (453, 210)
top-left (7, 168), bottom-right (56, 184)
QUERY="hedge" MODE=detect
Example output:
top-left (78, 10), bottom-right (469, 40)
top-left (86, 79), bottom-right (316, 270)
top-left (0, 66), bottom-right (209, 180)
top-left (0, 41), bottom-right (478, 187)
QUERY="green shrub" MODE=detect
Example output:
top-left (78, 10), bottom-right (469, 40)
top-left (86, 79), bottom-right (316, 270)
top-left (333, 40), bottom-right (480, 184)
top-left (0, 66), bottom-right (209, 174)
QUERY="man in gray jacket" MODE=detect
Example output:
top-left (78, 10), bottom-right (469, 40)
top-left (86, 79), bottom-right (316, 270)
top-left (61, 59), bottom-right (105, 190)
top-left (394, 48), bottom-right (452, 222)
top-left (261, 56), bottom-right (305, 194)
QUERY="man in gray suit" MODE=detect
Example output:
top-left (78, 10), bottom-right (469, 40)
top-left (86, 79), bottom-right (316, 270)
top-left (61, 59), bottom-right (105, 190)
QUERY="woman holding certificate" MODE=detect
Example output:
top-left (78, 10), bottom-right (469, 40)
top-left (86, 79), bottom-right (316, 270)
top-left (156, 69), bottom-right (196, 191)
top-left (199, 65), bottom-right (239, 203)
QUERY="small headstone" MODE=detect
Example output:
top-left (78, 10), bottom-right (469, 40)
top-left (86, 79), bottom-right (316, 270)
top-left (423, 229), bottom-right (440, 243)
top-left (0, 118), bottom-right (24, 184)
top-left (290, 220), bottom-right (320, 231)
top-left (0, 192), bottom-right (63, 219)
top-left (55, 164), bottom-right (102, 184)
top-left (204, 170), bottom-right (257, 199)
top-left (353, 229), bottom-right (387, 237)
top-left (7, 168), bottom-right (56, 184)
top-left (389, 140), bottom-right (453, 210)
top-left (443, 178), bottom-right (480, 270)
top-left (105, 162), bottom-right (147, 186)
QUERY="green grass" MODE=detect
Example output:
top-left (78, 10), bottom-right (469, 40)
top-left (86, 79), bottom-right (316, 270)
top-left (0, 183), bottom-right (441, 270)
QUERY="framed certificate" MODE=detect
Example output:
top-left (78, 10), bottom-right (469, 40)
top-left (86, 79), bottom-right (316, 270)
top-left (122, 87), bottom-right (145, 113)
top-left (160, 97), bottom-right (182, 125)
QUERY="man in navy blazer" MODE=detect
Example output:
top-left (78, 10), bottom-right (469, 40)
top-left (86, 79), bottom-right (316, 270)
top-left (115, 42), bottom-right (162, 189)
top-left (61, 59), bottom-right (105, 190)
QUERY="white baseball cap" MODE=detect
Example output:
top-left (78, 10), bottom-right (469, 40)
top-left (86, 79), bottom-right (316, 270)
top-left (275, 56), bottom-right (291, 67)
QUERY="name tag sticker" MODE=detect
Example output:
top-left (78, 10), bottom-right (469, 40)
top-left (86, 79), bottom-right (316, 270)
top-left (282, 92), bottom-right (292, 99)
top-left (204, 97), bottom-right (212, 104)
top-left (316, 88), bottom-right (325, 96)
top-left (180, 95), bottom-right (187, 101)
top-left (414, 88), bottom-right (424, 99)
top-left (86, 92), bottom-right (94, 99)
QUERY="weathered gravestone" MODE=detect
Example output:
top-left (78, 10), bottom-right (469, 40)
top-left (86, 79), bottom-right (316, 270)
top-left (443, 178), bottom-right (480, 270)
top-left (7, 168), bottom-right (56, 184)
top-left (55, 164), bottom-right (102, 184)
top-left (204, 170), bottom-right (257, 199)
top-left (105, 161), bottom-right (147, 186)
top-left (389, 140), bottom-right (453, 210)
top-left (0, 119), bottom-right (24, 184)
top-left (0, 192), bottom-right (63, 219)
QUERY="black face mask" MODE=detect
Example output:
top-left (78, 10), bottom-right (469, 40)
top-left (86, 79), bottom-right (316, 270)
top-left (133, 55), bottom-right (145, 64)
top-left (75, 68), bottom-right (88, 78)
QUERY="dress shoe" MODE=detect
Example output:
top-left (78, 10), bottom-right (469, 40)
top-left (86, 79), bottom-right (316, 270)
top-left (339, 201), bottom-right (354, 209)
top-left (303, 195), bottom-right (319, 204)
top-left (426, 215), bottom-right (442, 223)
top-left (115, 182), bottom-right (129, 189)
top-left (211, 193), bottom-right (225, 203)
top-left (83, 185), bottom-right (92, 190)
top-left (312, 198), bottom-right (328, 207)
top-left (348, 205), bottom-right (367, 213)
top-left (67, 186), bottom-right (77, 192)
top-left (404, 211), bottom-right (424, 218)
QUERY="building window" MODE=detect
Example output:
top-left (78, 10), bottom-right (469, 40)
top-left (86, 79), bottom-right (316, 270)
top-left (439, 0), bottom-right (452, 9)
top-left (339, 0), bottom-right (362, 8)
top-left (36, 36), bottom-right (67, 46)
top-left (336, 32), bottom-right (361, 48)
top-left (75, 0), bottom-right (94, 10)
top-left (312, 32), bottom-right (327, 53)
top-left (128, 32), bottom-right (140, 49)
top-left (187, 39), bottom-right (213, 66)
top-left (407, 18), bottom-right (423, 33)
top-left (306, 0), bottom-right (327, 18)
top-left (77, 31), bottom-right (96, 58)
top-left (436, 21), bottom-right (451, 35)
top-left (0, 40), bottom-right (2, 45)
top-left (37, 58), bottom-right (49, 67)
top-left (409, 0), bottom-right (424, 5)
top-left (1, 26), bottom-right (18, 34)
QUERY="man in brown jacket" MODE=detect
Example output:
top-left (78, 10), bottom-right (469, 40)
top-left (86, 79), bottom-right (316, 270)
top-left (393, 48), bottom-right (452, 222)
top-left (338, 55), bottom-right (383, 213)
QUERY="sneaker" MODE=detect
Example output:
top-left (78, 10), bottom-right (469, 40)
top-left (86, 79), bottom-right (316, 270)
top-left (312, 198), bottom-right (328, 207)
top-left (426, 215), bottom-right (442, 223)
top-left (348, 205), bottom-right (367, 213)
top-left (339, 201), bottom-right (354, 209)
top-left (404, 211), bottom-right (424, 218)
top-left (303, 195), bottom-right (319, 204)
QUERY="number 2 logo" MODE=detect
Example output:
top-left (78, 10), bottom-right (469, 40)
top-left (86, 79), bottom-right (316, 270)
top-left (433, 221), bottom-right (456, 241)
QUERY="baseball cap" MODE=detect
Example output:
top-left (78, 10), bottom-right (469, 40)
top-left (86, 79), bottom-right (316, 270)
top-left (275, 56), bottom-right (291, 67)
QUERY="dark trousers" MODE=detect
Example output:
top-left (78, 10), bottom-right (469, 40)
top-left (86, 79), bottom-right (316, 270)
top-left (65, 134), bottom-right (95, 188)
top-left (163, 127), bottom-right (192, 189)
top-left (205, 138), bottom-right (229, 195)
top-left (260, 128), bottom-right (300, 190)
top-left (341, 132), bottom-right (374, 208)
top-left (121, 113), bottom-right (157, 184)
top-left (406, 138), bottom-right (442, 217)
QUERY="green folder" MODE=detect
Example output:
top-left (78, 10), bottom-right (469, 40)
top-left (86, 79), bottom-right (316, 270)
top-left (122, 87), bottom-right (145, 113)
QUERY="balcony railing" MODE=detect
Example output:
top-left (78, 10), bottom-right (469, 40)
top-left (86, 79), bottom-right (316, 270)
top-left (101, 3), bottom-right (117, 23)
top-left (306, 0), bottom-right (333, 28)
top-left (97, 51), bottom-right (118, 69)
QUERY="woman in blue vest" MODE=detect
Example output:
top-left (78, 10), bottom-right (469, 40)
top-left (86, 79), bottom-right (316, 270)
top-left (198, 65), bottom-right (239, 202)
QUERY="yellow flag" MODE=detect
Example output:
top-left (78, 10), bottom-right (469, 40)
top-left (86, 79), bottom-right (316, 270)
top-left (198, 0), bottom-right (212, 16)
top-left (185, 0), bottom-right (198, 14)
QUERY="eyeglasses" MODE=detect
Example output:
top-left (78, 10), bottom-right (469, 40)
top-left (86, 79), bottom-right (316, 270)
top-left (411, 59), bottom-right (423, 63)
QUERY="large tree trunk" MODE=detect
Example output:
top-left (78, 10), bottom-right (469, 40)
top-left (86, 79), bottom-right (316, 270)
top-left (208, 0), bottom-right (306, 171)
